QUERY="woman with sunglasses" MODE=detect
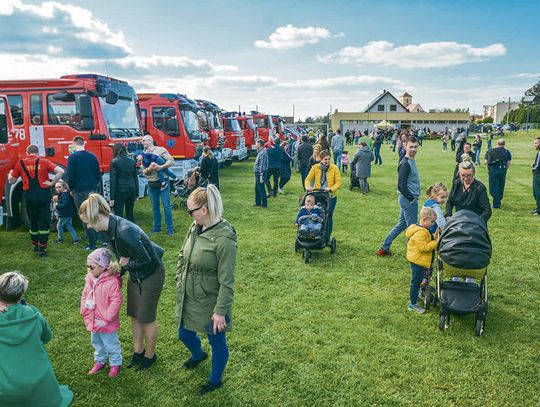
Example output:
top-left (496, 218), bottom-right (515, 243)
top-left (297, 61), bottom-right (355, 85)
top-left (176, 184), bottom-right (237, 396)
top-left (78, 193), bottom-right (165, 371)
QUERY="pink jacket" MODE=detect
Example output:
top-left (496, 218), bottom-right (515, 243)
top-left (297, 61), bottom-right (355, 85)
top-left (80, 273), bottom-right (122, 333)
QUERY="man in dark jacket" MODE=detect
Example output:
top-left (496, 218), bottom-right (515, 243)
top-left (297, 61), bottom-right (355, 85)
top-left (378, 136), bottom-right (420, 256)
top-left (532, 137), bottom-right (540, 215)
top-left (484, 138), bottom-right (512, 209)
top-left (265, 138), bottom-right (283, 197)
top-left (67, 136), bottom-right (101, 250)
top-left (297, 136), bottom-right (313, 191)
top-left (446, 161), bottom-right (491, 223)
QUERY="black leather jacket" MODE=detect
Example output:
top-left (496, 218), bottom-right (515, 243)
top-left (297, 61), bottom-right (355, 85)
top-left (105, 215), bottom-right (164, 282)
top-left (110, 155), bottom-right (139, 200)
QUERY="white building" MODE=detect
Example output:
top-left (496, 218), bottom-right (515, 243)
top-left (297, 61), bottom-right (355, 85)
top-left (483, 102), bottom-right (520, 124)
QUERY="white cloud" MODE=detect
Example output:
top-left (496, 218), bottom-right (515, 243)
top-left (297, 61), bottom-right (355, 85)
top-left (255, 24), bottom-right (343, 50)
top-left (510, 72), bottom-right (540, 79)
top-left (0, 0), bottom-right (131, 58)
top-left (279, 75), bottom-right (407, 90)
top-left (318, 41), bottom-right (506, 68)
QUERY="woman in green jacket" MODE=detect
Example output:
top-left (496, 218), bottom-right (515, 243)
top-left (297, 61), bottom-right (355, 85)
top-left (176, 184), bottom-right (237, 396)
top-left (0, 272), bottom-right (73, 407)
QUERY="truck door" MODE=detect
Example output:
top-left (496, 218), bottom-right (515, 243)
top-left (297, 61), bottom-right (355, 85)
top-left (29, 94), bottom-right (45, 156)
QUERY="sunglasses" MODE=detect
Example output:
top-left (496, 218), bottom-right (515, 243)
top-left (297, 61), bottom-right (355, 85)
top-left (86, 264), bottom-right (96, 270)
top-left (187, 206), bottom-right (203, 217)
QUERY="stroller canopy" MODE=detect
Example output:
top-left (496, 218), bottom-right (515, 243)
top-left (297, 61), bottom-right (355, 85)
top-left (438, 210), bottom-right (492, 270)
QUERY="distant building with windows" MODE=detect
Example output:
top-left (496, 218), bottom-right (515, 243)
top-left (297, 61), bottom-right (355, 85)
top-left (331, 90), bottom-right (469, 133)
top-left (482, 101), bottom-right (520, 124)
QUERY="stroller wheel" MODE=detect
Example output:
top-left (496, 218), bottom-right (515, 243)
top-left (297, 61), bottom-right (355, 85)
top-left (303, 249), bottom-right (311, 264)
top-left (475, 318), bottom-right (485, 337)
top-left (172, 203), bottom-right (179, 210)
top-left (295, 241), bottom-right (301, 253)
top-left (439, 314), bottom-right (450, 332)
top-left (349, 184), bottom-right (353, 191)
top-left (424, 286), bottom-right (433, 310)
top-left (330, 238), bottom-right (337, 254)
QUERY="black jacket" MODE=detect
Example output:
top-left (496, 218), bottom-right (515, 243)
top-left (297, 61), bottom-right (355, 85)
top-left (199, 156), bottom-right (219, 188)
top-left (297, 142), bottom-right (314, 166)
top-left (110, 155), bottom-right (139, 200)
top-left (105, 215), bottom-right (164, 282)
top-left (67, 150), bottom-right (100, 192)
top-left (56, 191), bottom-right (77, 218)
top-left (446, 179), bottom-right (492, 223)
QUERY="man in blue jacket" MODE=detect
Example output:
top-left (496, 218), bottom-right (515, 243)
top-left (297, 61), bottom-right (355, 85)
top-left (265, 138), bottom-right (283, 197)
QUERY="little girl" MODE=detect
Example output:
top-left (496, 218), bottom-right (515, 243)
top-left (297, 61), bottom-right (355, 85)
top-left (422, 183), bottom-right (448, 234)
top-left (341, 151), bottom-right (350, 173)
top-left (80, 248), bottom-right (123, 378)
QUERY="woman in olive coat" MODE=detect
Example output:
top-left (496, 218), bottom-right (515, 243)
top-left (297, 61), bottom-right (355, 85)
top-left (176, 184), bottom-right (237, 396)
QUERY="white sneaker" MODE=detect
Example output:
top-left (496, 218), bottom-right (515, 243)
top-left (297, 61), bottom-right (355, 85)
top-left (278, 188), bottom-right (284, 194)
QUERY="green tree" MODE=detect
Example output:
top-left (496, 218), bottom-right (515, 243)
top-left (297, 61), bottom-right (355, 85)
top-left (525, 79), bottom-right (540, 103)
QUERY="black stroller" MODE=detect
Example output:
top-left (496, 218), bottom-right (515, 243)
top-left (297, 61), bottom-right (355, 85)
top-left (172, 168), bottom-right (201, 209)
top-left (348, 168), bottom-right (360, 191)
top-left (294, 190), bottom-right (337, 263)
top-left (436, 210), bottom-right (491, 336)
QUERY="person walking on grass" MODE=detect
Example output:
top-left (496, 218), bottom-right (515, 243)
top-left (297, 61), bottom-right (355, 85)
top-left (110, 143), bottom-right (139, 223)
top-left (9, 144), bottom-right (64, 257)
top-left (485, 139), bottom-right (512, 209)
top-left (532, 137), bottom-right (540, 216)
top-left (278, 140), bottom-right (292, 193)
top-left (351, 141), bottom-right (374, 194)
top-left (378, 136), bottom-right (421, 256)
top-left (265, 137), bottom-right (283, 198)
top-left (253, 139), bottom-right (268, 208)
top-left (66, 136), bottom-right (101, 250)
top-left (78, 194), bottom-right (165, 372)
top-left (81, 249), bottom-right (123, 378)
top-left (405, 208), bottom-right (439, 314)
top-left (331, 129), bottom-right (345, 170)
top-left (297, 136), bottom-right (313, 191)
top-left (53, 180), bottom-right (79, 244)
top-left (373, 130), bottom-right (383, 165)
top-left (176, 185), bottom-right (237, 396)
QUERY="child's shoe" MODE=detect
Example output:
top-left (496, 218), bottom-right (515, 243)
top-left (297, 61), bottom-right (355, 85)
top-left (160, 181), bottom-right (168, 191)
top-left (420, 278), bottom-right (428, 287)
top-left (407, 303), bottom-right (426, 314)
top-left (465, 277), bottom-right (474, 283)
top-left (88, 362), bottom-right (106, 375)
top-left (108, 365), bottom-right (121, 378)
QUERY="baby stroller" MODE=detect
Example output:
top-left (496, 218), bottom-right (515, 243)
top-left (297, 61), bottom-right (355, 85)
top-left (436, 210), bottom-right (491, 336)
top-left (172, 168), bottom-right (200, 209)
top-left (348, 167), bottom-right (360, 191)
top-left (294, 190), bottom-right (337, 263)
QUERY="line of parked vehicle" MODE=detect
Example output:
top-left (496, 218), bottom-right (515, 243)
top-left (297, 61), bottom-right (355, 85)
top-left (0, 73), bottom-right (309, 230)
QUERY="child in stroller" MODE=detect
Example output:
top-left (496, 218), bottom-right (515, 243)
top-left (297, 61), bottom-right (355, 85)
top-left (436, 209), bottom-right (491, 336)
top-left (138, 152), bottom-right (177, 190)
top-left (295, 195), bottom-right (324, 238)
top-left (172, 168), bottom-right (200, 209)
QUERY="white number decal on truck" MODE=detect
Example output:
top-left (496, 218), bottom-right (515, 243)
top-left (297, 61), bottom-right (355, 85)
top-left (15, 128), bottom-right (26, 140)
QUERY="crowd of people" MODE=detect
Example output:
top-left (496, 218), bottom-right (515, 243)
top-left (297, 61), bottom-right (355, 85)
top-left (1, 126), bottom-right (539, 404)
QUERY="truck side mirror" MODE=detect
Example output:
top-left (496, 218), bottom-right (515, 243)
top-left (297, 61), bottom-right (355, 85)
top-left (52, 91), bottom-right (76, 102)
top-left (80, 118), bottom-right (95, 131)
top-left (105, 91), bottom-right (119, 105)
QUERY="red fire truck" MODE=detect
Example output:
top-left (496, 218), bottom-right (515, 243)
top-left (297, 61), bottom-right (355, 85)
top-left (253, 113), bottom-right (274, 142)
top-left (195, 99), bottom-right (228, 165)
top-left (0, 74), bottom-right (144, 229)
top-left (139, 93), bottom-right (206, 178)
top-left (222, 113), bottom-right (247, 161)
top-left (272, 115), bottom-right (286, 140)
top-left (0, 95), bottom-right (16, 227)
top-left (235, 113), bottom-right (258, 154)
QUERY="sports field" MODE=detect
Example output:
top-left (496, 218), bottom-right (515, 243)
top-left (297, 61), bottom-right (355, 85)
top-left (1, 132), bottom-right (538, 407)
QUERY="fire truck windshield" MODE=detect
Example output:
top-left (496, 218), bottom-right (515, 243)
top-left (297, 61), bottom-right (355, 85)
top-left (247, 119), bottom-right (255, 130)
top-left (208, 111), bottom-right (223, 129)
top-left (226, 118), bottom-right (241, 132)
top-left (99, 96), bottom-right (142, 138)
top-left (180, 109), bottom-right (204, 142)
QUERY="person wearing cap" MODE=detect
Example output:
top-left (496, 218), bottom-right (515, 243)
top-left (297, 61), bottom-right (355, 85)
top-left (0, 271), bottom-right (73, 406)
top-left (484, 138), bottom-right (512, 209)
top-left (9, 144), bottom-right (64, 256)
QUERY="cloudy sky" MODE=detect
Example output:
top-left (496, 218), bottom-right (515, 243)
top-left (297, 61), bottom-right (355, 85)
top-left (0, 0), bottom-right (539, 119)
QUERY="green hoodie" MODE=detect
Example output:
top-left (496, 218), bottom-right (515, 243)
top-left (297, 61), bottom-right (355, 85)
top-left (176, 219), bottom-right (237, 333)
top-left (0, 303), bottom-right (73, 407)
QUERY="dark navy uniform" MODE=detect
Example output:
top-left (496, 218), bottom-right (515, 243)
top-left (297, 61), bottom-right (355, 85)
top-left (485, 146), bottom-right (512, 208)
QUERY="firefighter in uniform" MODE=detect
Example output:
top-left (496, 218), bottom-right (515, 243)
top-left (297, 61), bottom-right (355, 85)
top-left (9, 145), bottom-right (64, 256)
top-left (484, 138), bottom-right (512, 209)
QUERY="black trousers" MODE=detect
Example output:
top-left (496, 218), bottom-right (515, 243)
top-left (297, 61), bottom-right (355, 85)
top-left (533, 174), bottom-right (540, 212)
top-left (113, 189), bottom-right (137, 223)
top-left (265, 168), bottom-right (280, 196)
top-left (489, 168), bottom-right (507, 208)
top-left (26, 198), bottom-right (50, 251)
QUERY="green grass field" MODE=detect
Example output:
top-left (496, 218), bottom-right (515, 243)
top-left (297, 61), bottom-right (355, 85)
top-left (1, 132), bottom-right (539, 407)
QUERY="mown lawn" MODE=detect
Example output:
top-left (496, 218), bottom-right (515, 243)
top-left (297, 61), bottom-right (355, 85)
top-left (1, 131), bottom-right (539, 407)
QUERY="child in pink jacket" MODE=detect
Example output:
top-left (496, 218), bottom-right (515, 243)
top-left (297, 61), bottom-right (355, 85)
top-left (81, 248), bottom-right (123, 378)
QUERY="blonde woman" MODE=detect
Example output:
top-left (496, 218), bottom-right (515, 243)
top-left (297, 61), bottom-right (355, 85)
top-left (176, 185), bottom-right (237, 395)
top-left (78, 193), bottom-right (165, 371)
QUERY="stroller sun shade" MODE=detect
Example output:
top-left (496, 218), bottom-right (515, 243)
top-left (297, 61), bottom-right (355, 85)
top-left (438, 210), bottom-right (492, 270)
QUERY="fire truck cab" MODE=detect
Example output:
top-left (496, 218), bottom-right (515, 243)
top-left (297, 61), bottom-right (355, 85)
top-left (195, 99), bottom-right (228, 165)
top-left (222, 112), bottom-right (247, 162)
top-left (272, 115), bottom-right (286, 140)
top-left (235, 113), bottom-right (257, 154)
top-left (0, 96), bottom-right (16, 227)
top-left (0, 74), bottom-right (145, 229)
top-left (139, 93), bottom-right (206, 179)
top-left (253, 113), bottom-right (274, 142)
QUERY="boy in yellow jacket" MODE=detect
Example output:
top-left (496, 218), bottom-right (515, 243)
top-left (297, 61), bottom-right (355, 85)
top-left (405, 207), bottom-right (438, 314)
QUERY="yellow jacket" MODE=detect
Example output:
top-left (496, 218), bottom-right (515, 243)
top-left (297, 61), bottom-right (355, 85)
top-left (304, 163), bottom-right (342, 196)
top-left (405, 224), bottom-right (437, 268)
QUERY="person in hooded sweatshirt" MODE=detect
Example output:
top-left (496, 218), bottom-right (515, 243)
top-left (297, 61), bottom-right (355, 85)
top-left (0, 271), bottom-right (73, 407)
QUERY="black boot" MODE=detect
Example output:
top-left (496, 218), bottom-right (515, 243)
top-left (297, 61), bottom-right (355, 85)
top-left (198, 381), bottom-right (223, 396)
top-left (137, 354), bottom-right (157, 371)
top-left (183, 352), bottom-right (208, 369)
top-left (127, 351), bottom-right (145, 368)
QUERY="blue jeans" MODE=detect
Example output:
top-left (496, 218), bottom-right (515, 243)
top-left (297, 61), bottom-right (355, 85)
top-left (300, 163), bottom-right (310, 190)
top-left (178, 324), bottom-right (229, 384)
top-left (333, 150), bottom-right (342, 170)
top-left (57, 217), bottom-right (78, 242)
top-left (328, 197), bottom-right (337, 236)
top-left (148, 183), bottom-right (173, 232)
top-left (382, 195), bottom-right (418, 251)
top-left (73, 190), bottom-right (98, 246)
top-left (255, 172), bottom-right (267, 207)
top-left (91, 331), bottom-right (122, 366)
top-left (488, 167), bottom-right (506, 208)
top-left (374, 144), bottom-right (382, 165)
top-left (474, 148), bottom-right (481, 164)
top-left (409, 263), bottom-right (425, 305)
